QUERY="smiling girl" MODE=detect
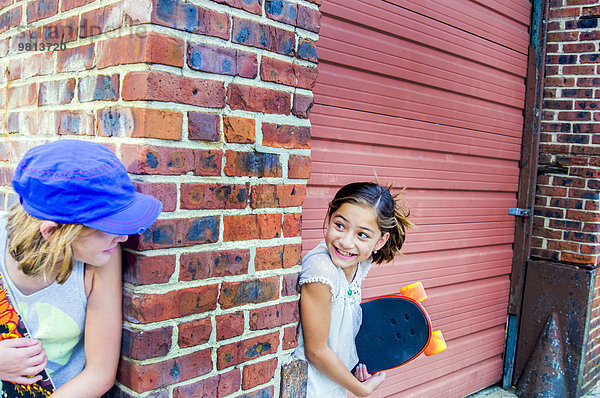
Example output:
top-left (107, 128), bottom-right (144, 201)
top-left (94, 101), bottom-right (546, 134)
top-left (0, 140), bottom-right (162, 397)
top-left (294, 182), bottom-right (413, 397)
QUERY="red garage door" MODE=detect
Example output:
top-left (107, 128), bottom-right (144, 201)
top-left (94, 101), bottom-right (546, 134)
top-left (302, 1), bottom-right (531, 396)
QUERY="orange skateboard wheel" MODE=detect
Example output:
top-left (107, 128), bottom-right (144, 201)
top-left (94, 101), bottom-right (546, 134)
top-left (424, 330), bottom-right (447, 356)
top-left (399, 281), bottom-right (428, 302)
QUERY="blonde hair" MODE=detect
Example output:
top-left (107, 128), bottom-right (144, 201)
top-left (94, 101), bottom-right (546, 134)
top-left (6, 204), bottom-right (91, 284)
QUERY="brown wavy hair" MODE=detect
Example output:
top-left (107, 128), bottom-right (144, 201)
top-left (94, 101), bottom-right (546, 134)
top-left (325, 182), bottom-right (414, 264)
top-left (6, 204), bottom-right (91, 284)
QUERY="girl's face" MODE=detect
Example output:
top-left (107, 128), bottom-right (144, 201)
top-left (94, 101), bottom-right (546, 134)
top-left (325, 202), bottom-right (389, 279)
top-left (71, 230), bottom-right (128, 267)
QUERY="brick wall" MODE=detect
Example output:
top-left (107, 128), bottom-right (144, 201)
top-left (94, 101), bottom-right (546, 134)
top-left (533, 0), bottom-right (600, 393)
top-left (0, 0), bottom-right (320, 396)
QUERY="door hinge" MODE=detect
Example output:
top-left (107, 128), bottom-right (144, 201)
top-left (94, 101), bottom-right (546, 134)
top-left (509, 207), bottom-right (531, 217)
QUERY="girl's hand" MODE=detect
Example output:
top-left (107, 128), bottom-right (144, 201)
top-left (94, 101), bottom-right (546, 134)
top-left (354, 363), bottom-right (370, 382)
top-left (361, 371), bottom-right (386, 396)
top-left (0, 338), bottom-right (47, 384)
top-left (354, 364), bottom-right (386, 396)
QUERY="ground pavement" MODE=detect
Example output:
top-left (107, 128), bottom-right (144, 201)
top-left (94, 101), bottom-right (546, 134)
top-left (467, 382), bottom-right (600, 398)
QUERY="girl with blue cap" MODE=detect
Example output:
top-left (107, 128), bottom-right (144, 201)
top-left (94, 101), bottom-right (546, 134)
top-left (0, 140), bottom-right (162, 397)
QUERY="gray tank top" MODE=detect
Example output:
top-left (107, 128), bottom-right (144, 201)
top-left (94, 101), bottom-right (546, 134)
top-left (0, 214), bottom-right (87, 388)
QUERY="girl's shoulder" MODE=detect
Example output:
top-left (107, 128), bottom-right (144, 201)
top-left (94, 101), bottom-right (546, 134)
top-left (299, 242), bottom-right (339, 289)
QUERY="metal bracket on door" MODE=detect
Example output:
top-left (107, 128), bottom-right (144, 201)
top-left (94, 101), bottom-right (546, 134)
top-left (509, 207), bottom-right (531, 217)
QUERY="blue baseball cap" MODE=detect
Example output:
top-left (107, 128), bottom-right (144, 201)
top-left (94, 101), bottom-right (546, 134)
top-left (12, 139), bottom-right (162, 235)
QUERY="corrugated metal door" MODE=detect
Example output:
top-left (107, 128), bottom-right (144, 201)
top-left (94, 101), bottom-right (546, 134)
top-left (302, 1), bottom-right (531, 396)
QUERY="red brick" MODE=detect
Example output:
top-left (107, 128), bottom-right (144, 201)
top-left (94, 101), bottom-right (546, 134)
top-left (567, 209), bottom-right (600, 222)
top-left (262, 123), bottom-right (311, 148)
top-left (10, 28), bottom-right (41, 54)
top-left (219, 277), bottom-right (280, 309)
top-left (57, 43), bottom-right (95, 72)
top-left (216, 332), bottom-right (279, 369)
top-left (255, 244), bottom-right (301, 271)
top-left (249, 301), bottom-right (299, 330)
top-left (127, 217), bottom-right (219, 250)
top-left (282, 272), bottom-right (299, 296)
top-left (178, 317), bottom-right (212, 348)
top-left (97, 108), bottom-right (183, 140)
top-left (123, 71), bottom-right (226, 108)
top-left (133, 181), bottom-right (178, 212)
top-left (0, 39), bottom-right (7, 58)
top-left (61, 0), bottom-right (95, 11)
top-left (121, 144), bottom-right (221, 176)
top-left (121, 326), bottom-right (172, 360)
top-left (26, 0), bottom-right (58, 23)
top-left (180, 249), bottom-right (250, 281)
top-left (575, 100), bottom-right (600, 109)
top-left (266, 0), bottom-right (297, 25)
top-left (123, 253), bottom-right (176, 285)
top-left (13, 51), bottom-right (54, 79)
top-left (242, 358), bottom-right (278, 390)
top-left (223, 116), bottom-right (255, 144)
top-left (8, 83), bottom-right (37, 108)
top-left (38, 79), bottom-right (75, 106)
top-left (549, 7), bottom-right (581, 18)
top-left (216, 312), bottom-right (245, 340)
top-left (564, 230), bottom-right (598, 243)
top-left (224, 150), bottom-right (282, 177)
top-left (297, 38), bottom-right (318, 63)
top-left (563, 42), bottom-right (596, 53)
top-left (96, 32), bottom-right (185, 69)
top-left (557, 111), bottom-right (592, 121)
top-left (117, 349), bottom-right (212, 393)
top-left (283, 213), bottom-right (302, 237)
top-left (561, 252), bottom-right (597, 265)
top-left (213, 0), bottom-right (262, 14)
top-left (151, 0), bottom-right (230, 39)
top-left (560, 88), bottom-right (593, 98)
top-left (42, 15), bottom-right (78, 43)
top-left (563, 65), bottom-right (595, 74)
top-left (79, 3), bottom-right (123, 38)
top-left (251, 184), bottom-right (306, 208)
top-left (261, 57), bottom-right (318, 90)
top-left (547, 239), bottom-right (580, 251)
top-left (580, 30), bottom-right (600, 41)
top-left (232, 17), bottom-right (295, 56)
top-left (545, 76), bottom-right (575, 87)
top-left (288, 154), bottom-right (311, 179)
top-left (173, 369), bottom-right (241, 398)
top-left (228, 84), bottom-right (291, 114)
top-left (282, 324), bottom-right (299, 350)
top-left (0, 7), bottom-right (23, 33)
top-left (223, 213), bottom-right (282, 241)
top-left (188, 41), bottom-right (258, 77)
top-left (56, 110), bottom-right (95, 136)
top-left (297, 4), bottom-right (320, 33)
top-left (123, 285), bottom-right (219, 323)
top-left (181, 183), bottom-right (248, 210)
top-left (581, 53), bottom-right (600, 63)
top-left (188, 112), bottom-right (220, 141)
top-left (236, 386), bottom-right (276, 398)
top-left (79, 74), bottom-right (119, 102)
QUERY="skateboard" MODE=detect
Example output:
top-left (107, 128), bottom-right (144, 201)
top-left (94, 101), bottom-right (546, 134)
top-left (355, 282), bottom-right (447, 373)
top-left (0, 274), bottom-right (55, 397)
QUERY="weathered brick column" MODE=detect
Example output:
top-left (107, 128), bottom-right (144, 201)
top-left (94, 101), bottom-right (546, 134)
top-left (0, 0), bottom-right (320, 396)
top-left (532, 0), bottom-right (600, 393)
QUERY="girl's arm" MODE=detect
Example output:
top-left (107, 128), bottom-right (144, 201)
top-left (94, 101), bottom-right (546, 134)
top-left (50, 246), bottom-right (123, 397)
top-left (300, 282), bottom-right (385, 397)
